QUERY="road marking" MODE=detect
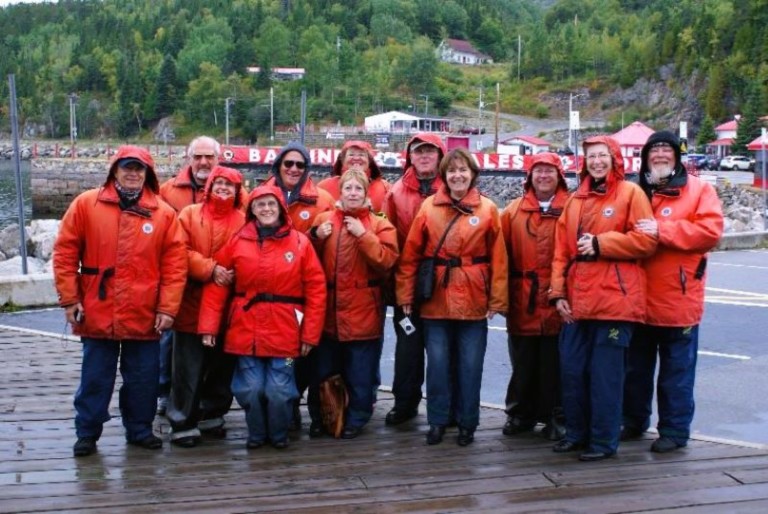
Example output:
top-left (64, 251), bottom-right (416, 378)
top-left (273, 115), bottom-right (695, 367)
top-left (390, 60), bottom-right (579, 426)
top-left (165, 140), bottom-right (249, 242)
top-left (699, 350), bottom-right (750, 360)
top-left (711, 262), bottom-right (768, 270)
top-left (706, 287), bottom-right (768, 307)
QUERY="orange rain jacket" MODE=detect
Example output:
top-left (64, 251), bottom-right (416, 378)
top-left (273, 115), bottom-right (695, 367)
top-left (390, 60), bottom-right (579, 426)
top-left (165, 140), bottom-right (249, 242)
top-left (174, 166), bottom-right (246, 333)
top-left (383, 133), bottom-right (446, 249)
top-left (317, 140), bottom-right (391, 213)
top-left (549, 136), bottom-right (657, 322)
top-left (640, 172), bottom-right (723, 327)
top-left (501, 152), bottom-right (570, 336)
top-left (53, 145), bottom-right (188, 340)
top-left (312, 203), bottom-right (399, 341)
top-left (160, 164), bottom-right (248, 213)
top-left (197, 185), bottom-right (327, 357)
top-left (396, 186), bottom-right (508, 320)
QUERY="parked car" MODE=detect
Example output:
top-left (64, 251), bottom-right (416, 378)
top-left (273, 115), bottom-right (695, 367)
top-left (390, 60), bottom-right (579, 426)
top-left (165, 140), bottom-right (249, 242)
top-left (719, 155), bottom-right (754, 171)
top-left (685, 154), bottom-right (708, 169)
top-left (704, 155), bottom-right (720, 170)
top-left (457, 126), bottom-right (486, 135)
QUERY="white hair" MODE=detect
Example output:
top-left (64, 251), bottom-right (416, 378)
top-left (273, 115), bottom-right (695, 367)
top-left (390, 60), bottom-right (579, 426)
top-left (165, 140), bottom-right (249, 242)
top-left (187, 136), bottom-right (221, 158)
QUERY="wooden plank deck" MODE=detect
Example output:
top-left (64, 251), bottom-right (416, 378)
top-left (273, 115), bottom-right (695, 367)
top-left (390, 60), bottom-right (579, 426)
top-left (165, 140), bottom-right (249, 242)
top-left (1, 327), bottom-right (768, 513)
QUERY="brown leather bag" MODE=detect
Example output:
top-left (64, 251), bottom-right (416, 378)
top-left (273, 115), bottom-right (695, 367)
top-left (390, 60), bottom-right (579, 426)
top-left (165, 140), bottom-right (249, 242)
top-left (318, 374), bottom-right (348, 438)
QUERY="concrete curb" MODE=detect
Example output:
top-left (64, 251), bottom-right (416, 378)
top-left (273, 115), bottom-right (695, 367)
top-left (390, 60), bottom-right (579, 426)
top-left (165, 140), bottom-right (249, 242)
top-left (716, 231), bottom-right (768, 250)
top-left (0, 272), bottom-right (57, 308)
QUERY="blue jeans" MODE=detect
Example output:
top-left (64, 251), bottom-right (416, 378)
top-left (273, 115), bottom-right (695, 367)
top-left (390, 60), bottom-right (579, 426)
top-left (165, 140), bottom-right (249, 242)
top-left (559, 320), bottom-right (632, 454)
top-left (424, 319), bottom-right (488, 430)
top-left (75, 338), bottom-right (159, 442)
top-left (231, 356), bottom-right (298, 444)
top-left (158, 329), bottom-right (173, 397)
top-left (624, 324), bottom-right (699, 445)
top-left (309, 337), bottom-right (383, 429)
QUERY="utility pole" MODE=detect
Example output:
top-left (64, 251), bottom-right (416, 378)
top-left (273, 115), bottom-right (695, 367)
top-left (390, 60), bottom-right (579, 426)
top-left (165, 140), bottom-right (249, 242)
top-left (494, 83), bottom-right (500, 150)
top-left (517, 35), bottom-right (521, 81)
top-left (478, 87), bottom-right (484, 122)
top-left (225, 97), bottom-right (233, 146)
top-left (270, 87), bottom-right (275, 142)
top-left (68, 93), bottom-right (78, 158)
top-left (420, 94), bottom-right (429, 116)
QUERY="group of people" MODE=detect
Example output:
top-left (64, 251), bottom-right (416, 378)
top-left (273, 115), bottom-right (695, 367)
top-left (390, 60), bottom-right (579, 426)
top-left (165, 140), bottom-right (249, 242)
top-left (53, 129), bottom-right (723, 462)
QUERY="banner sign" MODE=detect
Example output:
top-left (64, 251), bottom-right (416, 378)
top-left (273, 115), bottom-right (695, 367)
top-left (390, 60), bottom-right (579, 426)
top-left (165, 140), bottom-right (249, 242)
top-left (220, 146), bottom-right (643, 173)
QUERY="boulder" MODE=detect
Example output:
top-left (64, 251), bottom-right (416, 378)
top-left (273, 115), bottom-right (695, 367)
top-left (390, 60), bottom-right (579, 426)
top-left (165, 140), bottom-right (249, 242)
top-left (0, 224), bottom-right (29, 258)
top-left (0, 256), bottom-right (46, 276)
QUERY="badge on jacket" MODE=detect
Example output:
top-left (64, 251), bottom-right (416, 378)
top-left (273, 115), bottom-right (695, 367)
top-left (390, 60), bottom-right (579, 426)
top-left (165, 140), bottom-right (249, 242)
top-left (284, 251), bottom-right (295, 263)
top-left (300, 210), bottom-right (310, 220)
top-left (142, 223), bottom-right (154, 234)
top-left (602, 207), bottom-right (614, 218)
top-left (469, 216), bottom-right (480, 226)
top-left (661, 207), bottom-right (672, 217)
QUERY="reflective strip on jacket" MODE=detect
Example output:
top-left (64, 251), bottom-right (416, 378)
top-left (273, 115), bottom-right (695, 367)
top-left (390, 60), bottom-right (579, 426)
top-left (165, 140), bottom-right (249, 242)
top-left (644, 175), bottom-right (723, 326)
top-left (396, 187), bottom-right (508, 320)
top-left (53, 183), bottom-right (188, 340)
top-left (501, 187), bottom-right (569, 336)
top-left (312, 205), bottom-right (399, 341)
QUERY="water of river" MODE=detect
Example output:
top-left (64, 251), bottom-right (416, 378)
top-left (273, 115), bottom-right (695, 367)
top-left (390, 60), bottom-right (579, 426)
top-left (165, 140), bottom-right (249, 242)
top-left (0, 160), bottom-right (32, 229)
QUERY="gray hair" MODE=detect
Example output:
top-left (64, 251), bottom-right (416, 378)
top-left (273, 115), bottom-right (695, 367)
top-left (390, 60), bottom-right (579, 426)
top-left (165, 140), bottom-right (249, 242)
top-left (187, 136), bottom-right (221, 158)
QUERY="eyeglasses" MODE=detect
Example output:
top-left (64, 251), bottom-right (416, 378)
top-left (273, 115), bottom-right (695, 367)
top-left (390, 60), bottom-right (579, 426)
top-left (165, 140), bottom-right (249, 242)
top-left (585, 153), bottom-right (611, 161)
top-left (412, 146), bottom-right (438, 155)
top-left (282, 160), bottom-right (306, 170)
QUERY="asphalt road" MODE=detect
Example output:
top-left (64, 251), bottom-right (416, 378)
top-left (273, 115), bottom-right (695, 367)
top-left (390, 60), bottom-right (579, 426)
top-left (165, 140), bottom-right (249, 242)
top-left (2, 248), bottom-right (767, 446)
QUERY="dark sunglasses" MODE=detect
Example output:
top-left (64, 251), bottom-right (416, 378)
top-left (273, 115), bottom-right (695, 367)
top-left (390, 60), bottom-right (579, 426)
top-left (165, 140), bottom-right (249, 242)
top-left (282, 159), bottom-right (306, 170)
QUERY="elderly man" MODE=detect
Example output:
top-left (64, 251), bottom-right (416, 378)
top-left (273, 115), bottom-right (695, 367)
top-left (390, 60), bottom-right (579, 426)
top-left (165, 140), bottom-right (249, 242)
top-left (622, 131), bottom-right (723, 453)
top-left (500, 153), bottom-right (570, 440)
top-left (54, 145), bottom-right (187, 457)
top-left (382, 133), bottom-right (446, 425)
top-left (157, 136), bottom-right (247, 414)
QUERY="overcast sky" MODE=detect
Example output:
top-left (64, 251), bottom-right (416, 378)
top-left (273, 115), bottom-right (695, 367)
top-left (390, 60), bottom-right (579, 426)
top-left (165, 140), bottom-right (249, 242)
top-left (0, 0), bottom-right (55, 6)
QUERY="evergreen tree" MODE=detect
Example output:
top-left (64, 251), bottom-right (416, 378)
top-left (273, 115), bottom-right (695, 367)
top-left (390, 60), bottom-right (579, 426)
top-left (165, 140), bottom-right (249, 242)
top-left (154, 54), bottom-right (178, 119)
top-left (696, 115), bottom-right (716, 148)
top-left (731, 81), bottom-right (764, 156)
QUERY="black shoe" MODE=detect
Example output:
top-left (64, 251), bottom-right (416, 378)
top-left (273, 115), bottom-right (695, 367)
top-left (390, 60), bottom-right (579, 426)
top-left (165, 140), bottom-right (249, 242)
top-left (200, 426), bottom-right (227, 439)
top-left (73, 437), bottom-right (97, 457)
top-left (289, 402), bottom-right (302, 431)
top-left (341, 426), bottom-right (362, 439)
top-left (457, 428), bottom-right (475, 447)
top-left (385, 408), bottom-right (418, 426)
top-left (309, 421), bottom-right (325, 438)
top-left (650, 437), bottom-right (686, 453)
top-left (620, 426), bottom-right (645, 441)
top-left (426, 425), bottom-right (445, 445)
top-left (271, 439), bottom-right (289, 449)
top-left (541, 423), bottom-right (566, 441)
top-left (128, 434), bottom-right (163, 450)
top-left (246, 439), bottom-right (264, 450)
top-left (171, 436), bottom-right (199, 448)
top-left (553, 439), bottom-right (585, 453)
top-left (502, 418), bottom-right (535, 436)
top-left (579, 450), bottom-right (615, 462)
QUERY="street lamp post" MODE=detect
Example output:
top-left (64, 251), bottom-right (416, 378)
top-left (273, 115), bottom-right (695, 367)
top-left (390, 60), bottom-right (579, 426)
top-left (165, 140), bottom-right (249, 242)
top-left (68, 93), bottom-right (78, 158)
top-left (568, 92), bottom-right (587, 152)
top-left (224, 97), bottom-right (233, 146)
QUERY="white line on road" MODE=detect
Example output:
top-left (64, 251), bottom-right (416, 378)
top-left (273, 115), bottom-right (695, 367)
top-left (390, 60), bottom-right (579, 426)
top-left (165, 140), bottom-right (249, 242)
top-left (710, 263), bottom-right (768, 270)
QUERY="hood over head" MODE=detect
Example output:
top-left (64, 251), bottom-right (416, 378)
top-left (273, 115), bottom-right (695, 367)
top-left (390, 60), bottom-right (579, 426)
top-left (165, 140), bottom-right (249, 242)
top-left (638, 130), bottom-right (686, 195)
top-left (581, 135), bottom-right (624, 185)
top-left (271, 141), bottom-right (312, 192)
top-left (106, 145), bottom-right (159, 193)
top-left (404, 132), bottom-right (446, 171)
top-left (245, 184), bottom-right (291, 227)
top-left (332, 140), bottom-right (381, 180)
top-left (203, 165), bottom-right (244, 208)
top-left (525, 152), bottom-right (568, 191)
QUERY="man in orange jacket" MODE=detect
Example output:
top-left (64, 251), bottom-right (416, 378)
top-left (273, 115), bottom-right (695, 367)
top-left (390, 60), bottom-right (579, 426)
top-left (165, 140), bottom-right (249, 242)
top-left (622, 131), bottom-right (723, 453)
top-left (53, 146), bottom-right (187, 457)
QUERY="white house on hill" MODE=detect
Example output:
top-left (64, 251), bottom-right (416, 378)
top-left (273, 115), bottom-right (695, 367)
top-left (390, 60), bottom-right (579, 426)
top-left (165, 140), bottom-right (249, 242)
top-left (436, 39), bottom-right (493, 65)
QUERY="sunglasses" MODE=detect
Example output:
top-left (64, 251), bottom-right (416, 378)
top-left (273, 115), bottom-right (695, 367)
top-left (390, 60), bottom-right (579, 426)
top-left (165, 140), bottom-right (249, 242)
top-left (282, 160), bottom-right (306, 170)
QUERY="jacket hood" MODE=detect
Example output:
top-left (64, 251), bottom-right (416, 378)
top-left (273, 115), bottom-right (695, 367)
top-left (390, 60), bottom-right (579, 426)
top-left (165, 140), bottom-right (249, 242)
top-left (203, 165), bottom-right (244, 209)
top-left (580, 135), bottom-right (624, 186)
top-left (638, 130), bottom-right (686, 196)
top-left (245, 184), bottom-right (291, 227)
top-left (332, 140), bottom-right (382, 180)
top-left (271, 141), bottom-right (312, 192)
top-left (106, 145), bottom-right (159, 193)
top-left (404, 133), bottom-right (446, 171)
top-left (525, 152), bottom-right (568, 192)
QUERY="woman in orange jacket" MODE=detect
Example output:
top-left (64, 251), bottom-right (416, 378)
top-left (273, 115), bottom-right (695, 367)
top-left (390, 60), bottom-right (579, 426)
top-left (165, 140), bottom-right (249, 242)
top-left (309, 169), bottom-right (399, 438)
top-left (166, 166), bottom-right (246, 448)
top-left (396, 148), bottom-right (508, 446)
top-left (318, 140), bottom-right (391, 213)
top-left (549, 135), bottom-right (656, 461)
top-left (198, 185), bottom-right (327, 449)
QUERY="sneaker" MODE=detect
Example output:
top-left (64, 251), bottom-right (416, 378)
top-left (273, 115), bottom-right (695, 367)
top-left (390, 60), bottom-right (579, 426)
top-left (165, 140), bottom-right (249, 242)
top-left (128, 434), bottom-right (163, 450)
top-left (73, 437), bottom-right (97, 457)
top-left (650, 437), bottom-right (686, 453)
top-left (156, 396), bottom-right (168, 416)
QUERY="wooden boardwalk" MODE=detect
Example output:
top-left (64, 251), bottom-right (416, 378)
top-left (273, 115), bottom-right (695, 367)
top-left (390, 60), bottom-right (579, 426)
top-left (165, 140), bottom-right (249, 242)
top-left (2, 326), bottom-right (768, 513)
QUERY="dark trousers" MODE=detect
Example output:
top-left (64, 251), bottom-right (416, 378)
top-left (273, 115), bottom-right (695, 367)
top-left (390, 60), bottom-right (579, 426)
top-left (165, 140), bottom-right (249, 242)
top-left (75, 338), bottom-right (159, 442)
top-left (624, 324), bottom-right (699, 445)
top-left (560, 320), bottom-right (632, 454)
top-left (504, 334), bottom-right (563, 426)
top-left (390, 306), bottom-right (426, 412)
top-left (167, 331), bottom-right (235, 437)
top-left (309, 337), bottom-right (383, 429)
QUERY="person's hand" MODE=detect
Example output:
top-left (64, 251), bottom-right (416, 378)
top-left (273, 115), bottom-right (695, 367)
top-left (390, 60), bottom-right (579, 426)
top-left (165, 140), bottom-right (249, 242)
top-left (343, 216), bottom-right (366, 238)
top-left (402, 304), bottom-right (412, 317)
top-left (202, 335), bottom-right (216, 347)
top-left (301, 343), bottom-right (313, 356)
top-left (316, 221), bottom-right (333, 240)
top-left (555, 299), bottom-right (575, 324)
top-left (577, 233), bottom-right (596, 256)
top-left (65, 302), bottom-right (84, 324)
top-left (154, 313), bottom-right (174, 334)
top-left (635, 218), bottom-right (659, 238)
top-left (212, 264), bottom-right (234, 286)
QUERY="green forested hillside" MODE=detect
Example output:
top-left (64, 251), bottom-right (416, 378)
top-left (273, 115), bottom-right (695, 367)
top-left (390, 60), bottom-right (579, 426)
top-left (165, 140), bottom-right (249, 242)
top-left (0, 0), bottom-right (766, 141)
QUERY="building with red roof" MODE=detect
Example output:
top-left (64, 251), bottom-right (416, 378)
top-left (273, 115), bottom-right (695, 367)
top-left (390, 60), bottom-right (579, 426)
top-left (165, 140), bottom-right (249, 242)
top-left (436, 39), bottom-right (493, 65)
top-left (611, 121), bottom-right (655, 158)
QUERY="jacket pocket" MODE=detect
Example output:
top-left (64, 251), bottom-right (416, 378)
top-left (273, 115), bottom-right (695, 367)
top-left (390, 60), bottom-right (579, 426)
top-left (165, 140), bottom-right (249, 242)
top-left (614, 264), bottom-right (627, 296)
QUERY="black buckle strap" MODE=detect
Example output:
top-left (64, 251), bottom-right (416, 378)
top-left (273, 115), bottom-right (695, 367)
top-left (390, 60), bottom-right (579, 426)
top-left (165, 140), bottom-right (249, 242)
top-left (510, 270), bottom-right (539, 314)
top-left (694, 257), bottom-right (707, 280)
top-left (81, 266), bottom-right (115, 300)
top-left (237, 292), bottom-right (304, 312)
top-left (434, 256), bottom-right (490, 288)
top-left (327, 279), bottom-right (382, 290)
